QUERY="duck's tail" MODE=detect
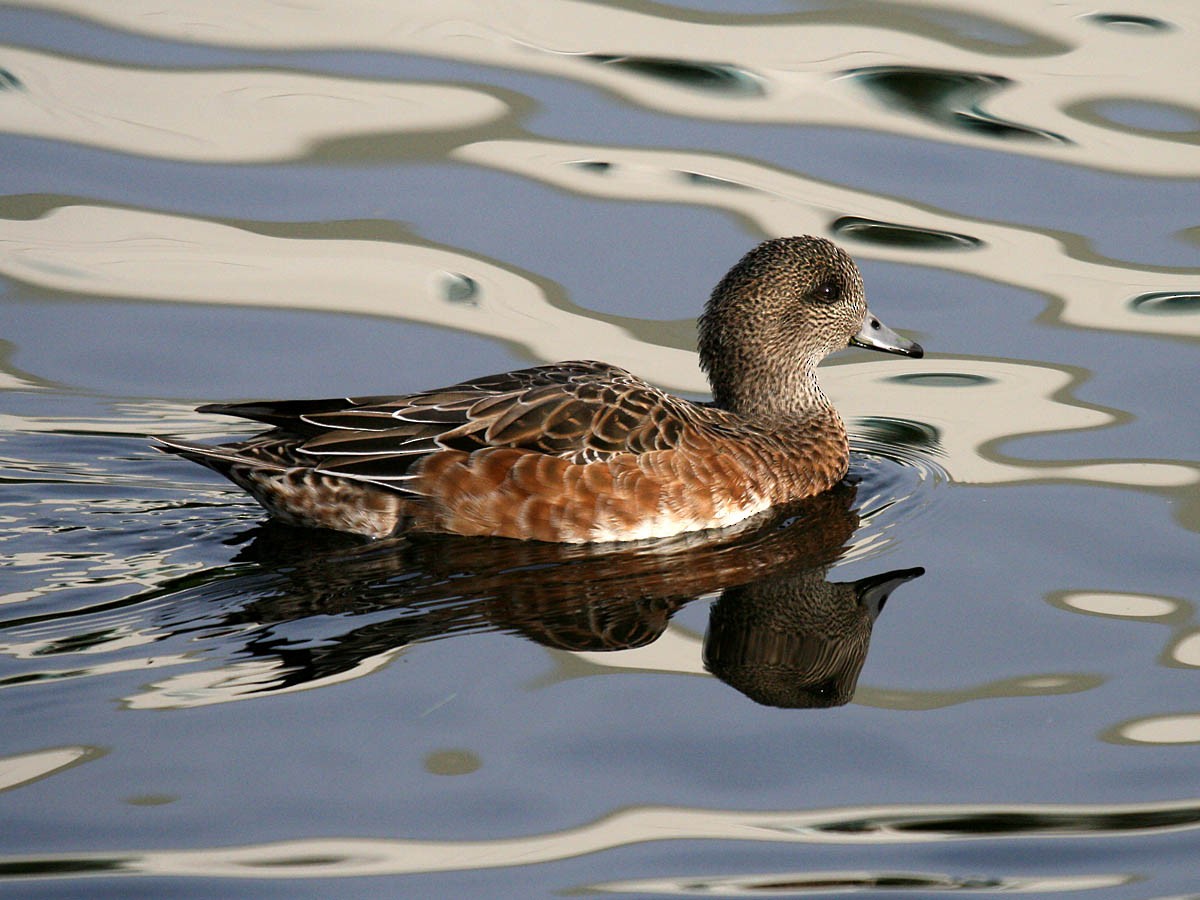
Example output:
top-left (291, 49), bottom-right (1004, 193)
top-left (152, 436), bottom-right (289, 479)
top-left (153, 435), bottom-right (409, 538)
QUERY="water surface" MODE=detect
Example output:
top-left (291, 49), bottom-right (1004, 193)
top-left (1, 2), bottom-right (1199, 897)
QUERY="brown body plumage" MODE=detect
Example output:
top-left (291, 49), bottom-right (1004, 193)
top-left (155, 236), bottom-right (922, 542)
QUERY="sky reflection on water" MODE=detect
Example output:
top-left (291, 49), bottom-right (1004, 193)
top-left (0, 1), bottom-right (1198, 898)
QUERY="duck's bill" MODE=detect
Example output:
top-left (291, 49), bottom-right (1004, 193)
top-left (850, 311), bottom-right (924, 358)
top-left (854, 566), bottom-right (926, 619)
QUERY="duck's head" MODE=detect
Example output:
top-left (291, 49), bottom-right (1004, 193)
top-left (698, 235), bottom-right (922, 420)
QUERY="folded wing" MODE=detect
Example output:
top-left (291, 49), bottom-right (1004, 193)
top-left (202, 361), bottom-right (724, 494)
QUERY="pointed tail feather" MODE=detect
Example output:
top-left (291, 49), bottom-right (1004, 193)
top-left (197, 396), bottom-right (392, 430)
top-left (152, 436), bottom-right (288, 477)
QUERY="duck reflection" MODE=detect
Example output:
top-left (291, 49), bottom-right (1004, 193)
top-left (705, 568), bottom-right (920, 708)
top-left (203, 482), bottom-right (921, 708)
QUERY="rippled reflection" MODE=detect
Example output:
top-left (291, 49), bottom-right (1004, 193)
top-left (2, 204), bottom-right (1194, 493)
top-left (1051, 589), bottom-right (1200, 744)
top-left (0, 796), bottom-right (1195, 882)
top-left (1108, 713), bottom-right (1200, 746)
top-left (1086, 13), bottom-right (1173, 33)
top-left (452, 140), bottom-right (1200, 341)
top-left (0, 745), bottom-right (104, 792)
top-left (832, 216), bottom-right (984, 251)
top-left (1130, 291), bottom-right (1200, 316)
top-left (584, 55), bottom-right (763, 97)
top-left (2, 0), bottom-right (1198, 893)
top-left (10, 0), bottom-right (1199, 174)
top-left (705, 566), bottom-right (923, 709)
top-left (50, 484), bottom-right (921, 710)
top-left (0, 203), bottom-right (698, 388)
top-left (0, 46), bottom-right (509, 162)
top-left (847, 65), bottom-right (1069, 143)
top-left (588, 869), bottom-right (1130, 896)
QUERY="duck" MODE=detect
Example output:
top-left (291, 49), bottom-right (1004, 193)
top-left (154, 236), bottom-right (923, 542)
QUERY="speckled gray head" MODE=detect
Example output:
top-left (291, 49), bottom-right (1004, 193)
top-left (698, 235), bottom-right (923, 418)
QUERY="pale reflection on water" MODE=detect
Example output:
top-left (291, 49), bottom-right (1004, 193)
top-left (1, 0), bottom-right (1199, 897)
top-left (1, 45), bottom-right (508, 161)
top-left (0, 791), bottom-right (1195, 881)
top-left (2, 205), bottom-right (1194, 491)
top-left (11, 0), bottom-right (1200, 174)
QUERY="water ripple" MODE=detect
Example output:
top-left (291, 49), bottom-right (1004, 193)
top-left (844, 419), bottom-right (950, 563)
top-left (846, 65), bottom-right (1070, 143)
top-left (832, 216), bottom-right (984, 251)
top-left (0, 797), bottom-right (1194, 881)
top-left (588, 869), bottom-right (1129, 896)
top-left (584, 55), bottom-right (764, 97)
top-left (9, 0), bottom-right (1198, 173)
top-left (451, 140), bottom-right (1200, 341)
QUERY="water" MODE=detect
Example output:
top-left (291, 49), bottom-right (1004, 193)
top-left (1, 1), bottom-right (1199, 897)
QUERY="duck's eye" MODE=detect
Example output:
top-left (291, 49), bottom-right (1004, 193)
top-left (812, 279), bottom-right (841, 302)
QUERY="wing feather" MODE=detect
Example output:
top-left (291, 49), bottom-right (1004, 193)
top-left (203, 361), bottom-right (743, 494)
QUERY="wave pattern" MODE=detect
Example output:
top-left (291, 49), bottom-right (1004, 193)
top-left (1, 1), bottom-right (1198, 897)
top-left (0, 796), bottom-right (1195, 881)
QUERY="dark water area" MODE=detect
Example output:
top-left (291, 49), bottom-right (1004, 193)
top-left (1, 2), bottom-right (1199, 897)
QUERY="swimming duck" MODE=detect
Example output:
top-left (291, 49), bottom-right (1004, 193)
top-left (155, 236), bottom-right (922, 542)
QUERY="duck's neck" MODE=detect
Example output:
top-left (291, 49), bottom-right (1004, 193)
top-left (710, 362), bottom-right (854, 496)
top-left (713, 363), bottom-right (843, 433)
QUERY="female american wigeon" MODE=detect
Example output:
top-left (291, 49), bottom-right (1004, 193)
top-left (156, 236), bottom-right (922, 542)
